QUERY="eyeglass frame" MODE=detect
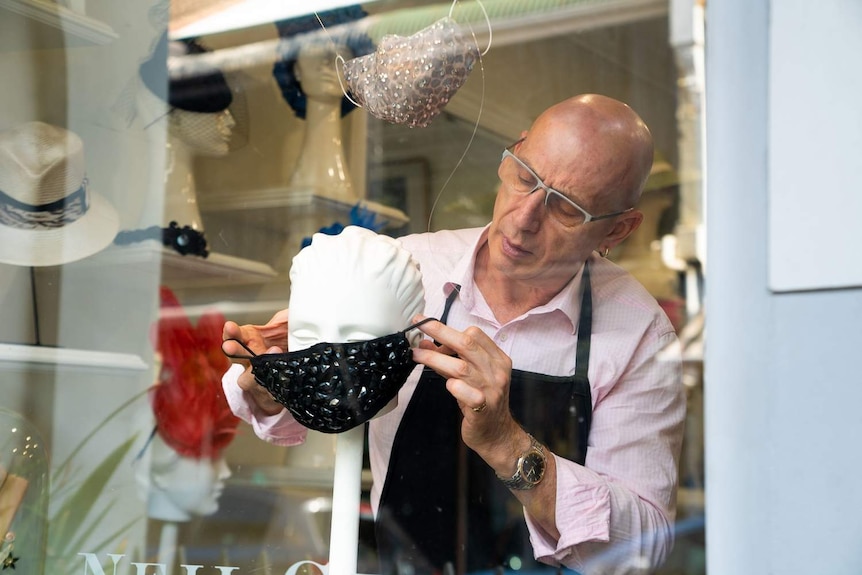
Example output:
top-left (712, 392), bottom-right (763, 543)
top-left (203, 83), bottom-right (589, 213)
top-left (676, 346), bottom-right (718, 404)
top-left (500, 138), bottom-right (633, 225)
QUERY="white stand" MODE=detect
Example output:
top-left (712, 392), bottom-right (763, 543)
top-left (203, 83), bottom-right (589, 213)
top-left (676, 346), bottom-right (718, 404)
top-left (136, 83), bottom-right (234, 232)
top-left (157, 522), bottom-right (179, 575)
top-left (162, 135), bottom-right (205, 231)
top-left (327, 426), bottom-right (364, 575)
top-left (289, 98), bottom-right (355, 203)
top-left (287, 44), bottom-right (357, 204)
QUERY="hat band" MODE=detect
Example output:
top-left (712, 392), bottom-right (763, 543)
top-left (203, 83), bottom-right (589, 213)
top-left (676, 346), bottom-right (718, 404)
top-left (0, 179), bottom-right (90, 230)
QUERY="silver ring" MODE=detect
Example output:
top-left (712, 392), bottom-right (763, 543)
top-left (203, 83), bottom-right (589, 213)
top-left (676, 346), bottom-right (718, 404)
top-left (472, 402), bottom-right (487, 413)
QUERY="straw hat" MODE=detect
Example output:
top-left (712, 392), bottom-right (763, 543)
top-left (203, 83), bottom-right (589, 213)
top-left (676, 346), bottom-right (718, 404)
top-left (0, 122), bottom-right (119, 266)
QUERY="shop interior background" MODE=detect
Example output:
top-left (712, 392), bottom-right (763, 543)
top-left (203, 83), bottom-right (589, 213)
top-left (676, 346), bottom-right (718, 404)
top-left (0, 0), bottom-right (706, 573)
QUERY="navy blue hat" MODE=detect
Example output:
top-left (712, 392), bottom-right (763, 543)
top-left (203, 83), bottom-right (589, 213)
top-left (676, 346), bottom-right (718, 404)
top-left (272, 5), bottom-right (374, 119)
top-left (140, 32), bottom-right (233, 114)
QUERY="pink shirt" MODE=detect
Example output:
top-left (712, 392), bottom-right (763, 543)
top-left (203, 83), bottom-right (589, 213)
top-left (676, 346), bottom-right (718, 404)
top-left (223, 226), bottom-right (685, 573)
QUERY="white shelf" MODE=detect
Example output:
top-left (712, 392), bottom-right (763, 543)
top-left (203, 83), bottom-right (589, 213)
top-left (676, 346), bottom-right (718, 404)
top-left (161, 248), bottom-right (279, 287)
top-left (0, 0), bottom-right (118, 51)
top-left (90, 242), bottom-right (278, 287)
top-left (229, 465), bottom-right (373, 491)
top-left (0, 343), bottom-right (147, 371)
top-left (201, 189), bottom-right (410, 228)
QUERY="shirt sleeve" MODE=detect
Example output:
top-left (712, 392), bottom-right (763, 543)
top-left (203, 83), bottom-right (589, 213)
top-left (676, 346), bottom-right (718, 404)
top-left (222, 363), bottom-right (308, 446)
top-left (527, 326), bottom-right (686, 573)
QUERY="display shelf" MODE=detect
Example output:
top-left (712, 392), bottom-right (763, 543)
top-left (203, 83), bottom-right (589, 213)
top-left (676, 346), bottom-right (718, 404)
top-left (0, 0), bottom-right (118, 51)
top-left (161, 247), bottom-right (279, 288)
top-left (201, 189), bottom-right (410, 229)
top-left (161, 298), bottom-right (288, 321)
top-left (86, 242), bottom-right (278, 287)
top-left (229, 465), bottom-right (373, 491)
top-left (0, 343), bottom-right (147, 371)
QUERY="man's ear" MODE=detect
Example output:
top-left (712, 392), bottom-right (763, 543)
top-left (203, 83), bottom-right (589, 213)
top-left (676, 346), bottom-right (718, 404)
top-left (603, 209), bottom-right (644, 251)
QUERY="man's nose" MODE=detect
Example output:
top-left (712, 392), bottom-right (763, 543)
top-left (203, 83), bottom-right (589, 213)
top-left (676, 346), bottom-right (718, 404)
top-left (512, 187), bottom-right (546, 231)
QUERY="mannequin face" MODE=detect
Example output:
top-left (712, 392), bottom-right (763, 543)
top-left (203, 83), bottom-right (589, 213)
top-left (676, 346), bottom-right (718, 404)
top-left (288, 277), bottom-right (409, 351)
top-left (145, 434), bottom-right (231, 520)
top-left (287, 227), bottom-right (424, 351)
top-left (168, 108), bottom-right (236, 156)
top-left (294, 43), bottom-right (353, 102)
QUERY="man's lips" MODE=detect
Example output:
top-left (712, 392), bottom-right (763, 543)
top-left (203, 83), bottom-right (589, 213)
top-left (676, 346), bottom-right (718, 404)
top-left (501, 236), bottom-right (532, 258)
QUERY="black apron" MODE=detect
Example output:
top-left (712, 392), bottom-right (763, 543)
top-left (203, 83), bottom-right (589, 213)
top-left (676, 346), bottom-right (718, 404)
top-left (375, 264), bottom-right (594, 575)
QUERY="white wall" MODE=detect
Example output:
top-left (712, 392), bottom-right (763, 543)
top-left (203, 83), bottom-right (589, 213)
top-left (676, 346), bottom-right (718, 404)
top-left (768, 0), bottom-right (862, 291)
top-left (705, 1), bottom-right (862, 573)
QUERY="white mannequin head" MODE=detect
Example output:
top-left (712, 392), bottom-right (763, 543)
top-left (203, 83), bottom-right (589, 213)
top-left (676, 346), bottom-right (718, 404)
top-left (135, 430), bottom-right (231, 522)
top-left (287, 226), bottom-right (425, 351)
top-left (294, 42), bottom-right (353, 105)
top-left (135, 78), bottom-right (236, 157)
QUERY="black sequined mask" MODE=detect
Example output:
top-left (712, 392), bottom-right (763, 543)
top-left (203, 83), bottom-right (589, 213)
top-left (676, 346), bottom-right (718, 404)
top-left (223, 318), bottom-right (435, 433)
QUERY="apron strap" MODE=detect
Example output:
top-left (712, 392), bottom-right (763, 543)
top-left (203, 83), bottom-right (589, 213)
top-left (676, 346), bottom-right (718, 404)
top-left (574, 262), bottom-right (593, 381)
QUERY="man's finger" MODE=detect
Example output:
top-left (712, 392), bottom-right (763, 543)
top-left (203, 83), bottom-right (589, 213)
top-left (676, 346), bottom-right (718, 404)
top-left (415, 316), bottom-right (497, 358)
top-left (412, 346), bottom-right (471, 381)
top-left (445, 378), bottom-right (485, 408)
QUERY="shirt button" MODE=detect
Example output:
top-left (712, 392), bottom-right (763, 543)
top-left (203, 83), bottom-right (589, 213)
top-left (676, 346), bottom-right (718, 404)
top-left (499, 333), bottom-right (508, 342)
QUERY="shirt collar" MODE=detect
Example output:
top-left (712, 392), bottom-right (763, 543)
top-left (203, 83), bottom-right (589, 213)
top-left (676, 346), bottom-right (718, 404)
top-left (535, 263), bottom-right (587, 334)
top-left (440, 225), bottom-right (589, 333)
top-left (441, 226), bottom-right (489, 311)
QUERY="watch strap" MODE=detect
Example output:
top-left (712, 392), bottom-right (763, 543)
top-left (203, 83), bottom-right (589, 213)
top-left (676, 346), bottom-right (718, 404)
top-left (497, 434), bottom-right (546, 490)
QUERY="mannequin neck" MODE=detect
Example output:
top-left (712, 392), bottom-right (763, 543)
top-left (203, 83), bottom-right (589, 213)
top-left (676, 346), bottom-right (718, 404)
top-left (135, 84), bottom-right (204, 230)
top-left (147, 489), bottom-right (192, 522)
top-left (163, 129), bottom-right (204, 230)
top-left (289, 97), bottom-right (355, 202)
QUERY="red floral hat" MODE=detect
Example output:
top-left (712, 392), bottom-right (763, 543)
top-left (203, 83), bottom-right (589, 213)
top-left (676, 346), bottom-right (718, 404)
top-left (150, 286), bottom-right (239, 459)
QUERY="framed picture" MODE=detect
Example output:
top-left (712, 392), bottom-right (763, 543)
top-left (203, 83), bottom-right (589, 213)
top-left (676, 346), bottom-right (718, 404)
top-left (367, 158), bottom-right (431, 236)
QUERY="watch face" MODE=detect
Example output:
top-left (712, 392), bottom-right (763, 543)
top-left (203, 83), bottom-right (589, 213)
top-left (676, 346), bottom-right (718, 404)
top-left (521, 451), bottom-right (545, 485)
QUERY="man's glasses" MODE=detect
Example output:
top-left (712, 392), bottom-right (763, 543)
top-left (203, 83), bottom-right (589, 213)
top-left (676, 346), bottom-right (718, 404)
top-left (499, 140), bottom-right (632, 227)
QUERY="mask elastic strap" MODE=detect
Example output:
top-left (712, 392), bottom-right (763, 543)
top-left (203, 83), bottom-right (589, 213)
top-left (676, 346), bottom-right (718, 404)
top-left (402, 317), bottom-right (439, 334)
top-left (449, 0), bottom-right (492, 56)
top-left (312, 11), bottom-right (365, 110)
top-left (221, 338), bottom-right (257, 360)
top-left (335, 52), bottom-right (363, 109)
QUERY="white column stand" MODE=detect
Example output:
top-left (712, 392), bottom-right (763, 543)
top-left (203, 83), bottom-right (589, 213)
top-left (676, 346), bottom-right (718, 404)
top-left (327, 425), bottom-right (364, 575)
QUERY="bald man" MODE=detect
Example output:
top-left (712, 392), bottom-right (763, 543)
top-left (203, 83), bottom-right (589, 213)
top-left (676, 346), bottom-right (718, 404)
top-left (223, 94), bottom-right (685, 575)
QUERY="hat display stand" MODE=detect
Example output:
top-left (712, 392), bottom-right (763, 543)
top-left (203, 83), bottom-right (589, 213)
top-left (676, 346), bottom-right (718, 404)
top-left (0, 122), bottom-right (150, 370)
top-left (27, 268), bottom-right (41, 346)
top-left (272, 7), bottom-right (374, 205)
top-left (109, 70), bottom-right (277, 288)
top-left (0, 264), bottom-right (147, 370)
top-left (105, 37), bottom-right (277, 288)
top-left (285, 41), bottom-right (358, 205)
top-left (1, 264), bottom-right (55, 348)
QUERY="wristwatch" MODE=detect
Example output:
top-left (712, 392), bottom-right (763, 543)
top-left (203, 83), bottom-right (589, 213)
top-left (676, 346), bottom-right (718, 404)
top-left (497, 434), bottom-right (546, 490)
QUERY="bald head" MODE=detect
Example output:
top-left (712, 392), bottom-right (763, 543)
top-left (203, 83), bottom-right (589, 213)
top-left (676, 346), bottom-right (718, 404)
top-left (525, 94), bottom-right (654, 210)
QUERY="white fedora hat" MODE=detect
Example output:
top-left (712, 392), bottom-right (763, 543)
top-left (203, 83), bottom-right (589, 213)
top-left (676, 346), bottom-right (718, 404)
top-left (0, 122), bottom-right (119, 267)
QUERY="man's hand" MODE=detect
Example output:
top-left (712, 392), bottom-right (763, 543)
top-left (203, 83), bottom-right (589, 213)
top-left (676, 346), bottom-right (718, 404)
top-left (412, 314), bottom-right (560, 539)
top-left (411, 314), bottom-right (529, 475)
top-left (222, 309), bottom-right (289, 416)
